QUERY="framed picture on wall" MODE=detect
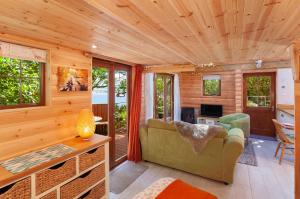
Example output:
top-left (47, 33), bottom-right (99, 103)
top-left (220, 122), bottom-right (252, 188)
top-left (57, 67), bottom-right (88, 91)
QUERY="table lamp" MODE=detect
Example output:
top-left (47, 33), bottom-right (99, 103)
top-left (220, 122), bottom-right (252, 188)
top-left (76, 109), bottom-right (96, 139)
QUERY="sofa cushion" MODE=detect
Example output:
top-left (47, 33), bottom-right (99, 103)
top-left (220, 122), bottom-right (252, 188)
top-left (148, 119), bottom-right (176, 131)
top-left (214, 128), bottom-right (228, 138)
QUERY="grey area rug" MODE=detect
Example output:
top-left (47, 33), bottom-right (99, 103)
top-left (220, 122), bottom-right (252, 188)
top-left (238, 140), bottom-right (258, 166)
top-left (110, 161), bottom-right (148, 194)
top-left (250, 134), bottom-right (277, 141)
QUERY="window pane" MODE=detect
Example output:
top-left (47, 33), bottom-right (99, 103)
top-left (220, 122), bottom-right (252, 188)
top-left (92, 67), bottom-right (109, 104)
top-left (154, 74), bottom-right (174, 121)
top-left (92, 67), bottom-right (109, 136)
top-left (0, 56), bottom-right (43, 108)
top-left (246, 76), bottom-right (271, 107)
top-left (22, 60), bottom-right (40, 78)
top-left (0, 57), bottom-right (21, 77)
top-left (166, 76), bottom-right (172, 122)
top-left (0, 77), bottom-right (20, 105)
top-left (155, 75), bottom-right (164, 119)
top-left (114, 70), bottom-right (128, 161)
top-left (204, 79), bottom-right (220, 96)
top-left (21, 78), bottom-right (41, 104)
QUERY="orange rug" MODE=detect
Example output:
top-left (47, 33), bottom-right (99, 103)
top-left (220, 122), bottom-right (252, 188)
top-left (156, 179), bottom-right (217, 199)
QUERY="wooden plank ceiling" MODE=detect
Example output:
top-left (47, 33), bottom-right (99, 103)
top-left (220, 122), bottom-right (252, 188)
top-left (1, 0), bottom-right (300, 66)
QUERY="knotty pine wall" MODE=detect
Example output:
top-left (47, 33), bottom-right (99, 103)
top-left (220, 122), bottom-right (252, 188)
top-left (0, 34), bottom-right (92, 160)
top-left (179, 71), bottom-right (237, 116)
top-left (292, 43), bottom-right (300, 198)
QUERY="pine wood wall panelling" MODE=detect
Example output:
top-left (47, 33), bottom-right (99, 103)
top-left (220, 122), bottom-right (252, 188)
top-left (235, 70), bottom-right (243, 113)
top-left (0, 34), bottom-right (92, 160)
top-left (179, 71), bottom-right (236, 116)
top-left (0, 115), bottom-right (78, 143)
top-left (292, 43), bottom-right (300, 199)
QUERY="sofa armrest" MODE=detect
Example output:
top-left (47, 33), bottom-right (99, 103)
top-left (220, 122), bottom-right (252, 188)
top-left (139, 125), bottom-right (149, 160)
top-left (230, 117), bottom-right (250, 138)
top-left (222, 128), bottom-right (244, 184)
top-left (219, 114), bottom-right (235, 124)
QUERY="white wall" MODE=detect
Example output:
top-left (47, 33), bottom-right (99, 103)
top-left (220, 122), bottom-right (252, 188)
top-left (277, 68), bottom-right (294, 105)
top-left (144, 73), bottom-right (154, 122)
top-left (174, 74), bottom-right (181, 121)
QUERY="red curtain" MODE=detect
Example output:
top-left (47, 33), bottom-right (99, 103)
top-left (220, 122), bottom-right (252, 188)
top-left (128, 65), bottom-right (143, 162)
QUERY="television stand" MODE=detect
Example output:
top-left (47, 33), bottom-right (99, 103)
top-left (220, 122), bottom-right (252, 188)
top-left (197, 116), bottom-right (219, 125)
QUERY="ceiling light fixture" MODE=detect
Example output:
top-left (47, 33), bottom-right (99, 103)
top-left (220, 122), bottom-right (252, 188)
top-left (200, 62), bottom-right (215, 68)
top-left (91, 44), bottom-right (97, 49)
top-left (255, 59), bottom-right (262, 69)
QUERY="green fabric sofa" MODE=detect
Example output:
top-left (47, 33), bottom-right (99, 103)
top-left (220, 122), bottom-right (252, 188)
top-left (140, 119), bottom-right (244, 184)
top-left (218, 113), bottom-right (250, 139)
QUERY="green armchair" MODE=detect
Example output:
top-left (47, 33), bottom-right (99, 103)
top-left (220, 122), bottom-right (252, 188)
top-left (219, 113), bottom-right (250, 140)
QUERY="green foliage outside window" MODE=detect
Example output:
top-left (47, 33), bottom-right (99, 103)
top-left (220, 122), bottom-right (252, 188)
top-left (92, 68), bottom-right (108, 90)
top-left (246, 76), bottom-right (271, 107)
top-left (92, 68), bottom-right (128, 133)
top-left (155, 76), bottom-right (164, 118)
top-left (114, 104), bottom-right (127, 131)
top-left (154, 74), bottom-right (173, 120)
top-left (116, 79), bottom-right (127, 97)
top-left (0, 57), bottom-right (42, 107)
top-left (203, 79), bottom-right (220, 96)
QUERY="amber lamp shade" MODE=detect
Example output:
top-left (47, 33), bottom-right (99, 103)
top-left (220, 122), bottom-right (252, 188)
top-left (76, 109), bottom-right (96, 139)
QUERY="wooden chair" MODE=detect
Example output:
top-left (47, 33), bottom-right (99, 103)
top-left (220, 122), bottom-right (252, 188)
top-left (272, 119), bottom-right (294, 164)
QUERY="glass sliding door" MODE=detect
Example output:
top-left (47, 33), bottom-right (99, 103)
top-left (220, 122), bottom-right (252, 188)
top-left (92, 59), bottom-right (131, 168)
top-left (92, 67), bottom-right (109, 136)
top-left (114, 70), bottom-right (129, 162)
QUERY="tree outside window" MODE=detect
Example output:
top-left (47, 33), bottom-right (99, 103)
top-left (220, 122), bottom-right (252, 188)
top-left (0, 57), bottom-right (45, 109)
top-left (154, 74), bottom-right (174, 121)
top-left (203, 75), bottom-right (221, 96)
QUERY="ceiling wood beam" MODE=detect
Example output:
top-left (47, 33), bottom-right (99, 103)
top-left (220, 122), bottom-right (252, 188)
top-left (145, 60), bottom-right (291, 73)
top-left (85, 52), bottom-right (136, 66)
top-left (144, 64), bottom-right (195, 73)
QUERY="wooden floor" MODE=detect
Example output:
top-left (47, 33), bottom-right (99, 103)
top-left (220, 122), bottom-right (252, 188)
top-left (110, 138), bottom-right (294, 199)
top-left (115, 131), bottom-right (128, 160)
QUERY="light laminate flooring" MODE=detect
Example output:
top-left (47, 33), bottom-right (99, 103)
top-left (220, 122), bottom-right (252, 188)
top-left (110, 139), bottom-right (294, 199)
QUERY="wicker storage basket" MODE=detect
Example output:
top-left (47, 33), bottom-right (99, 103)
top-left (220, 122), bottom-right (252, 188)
top-left (60, 164), bottom-right (105, 199)
top-left (40, 190), bottom-right (56, 199)
top-left (36, 158), bottom-right (76, 195)
top-left (79, 146), bottom-right (104, 172)
top-left (79, 181), bottom-right (105, 199)
top-left (0, 177), bottom-right (31, 199)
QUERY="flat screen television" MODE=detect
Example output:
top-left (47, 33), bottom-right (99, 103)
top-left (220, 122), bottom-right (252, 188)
top-left (200, 104), bottom-right (223, 117)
